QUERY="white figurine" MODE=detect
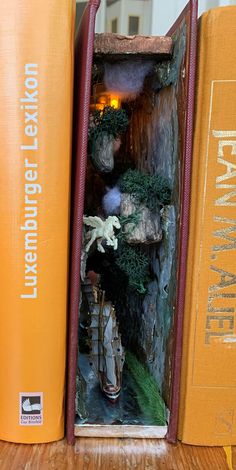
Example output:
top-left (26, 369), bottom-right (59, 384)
top-left (83, 215), bottom-right (121, 254)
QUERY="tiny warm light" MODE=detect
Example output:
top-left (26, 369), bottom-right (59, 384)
top-left (91, 86), bottom-right (121, 111)
top-left (94, 103), bottom-right (104, 111)
top-left (98, 95), bottom-right (107, 105)
top-left (109, 95), bottom-right (120, 109)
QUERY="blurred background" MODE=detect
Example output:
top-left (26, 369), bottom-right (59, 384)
top-left (76, 0), bottom-right (236, 35)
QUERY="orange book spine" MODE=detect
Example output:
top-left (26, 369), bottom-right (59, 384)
top-left (0, 1), bottom-right (75, 443)
top-left (178, 6), bottom-right (236, 446)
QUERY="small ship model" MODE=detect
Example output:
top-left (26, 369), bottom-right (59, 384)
top-left (81, 279), bottom-right (125, 402)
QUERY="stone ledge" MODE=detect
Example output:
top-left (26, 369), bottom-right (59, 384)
top-left (94, 33), bottom-right (173, 60)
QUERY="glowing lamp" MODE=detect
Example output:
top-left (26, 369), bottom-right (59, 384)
top-left (109, 96), bottom-right (120, 109)
top-left (91, 84), bottom-right (121, 110)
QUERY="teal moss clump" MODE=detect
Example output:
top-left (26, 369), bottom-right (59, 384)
top-left (115, 243), bottom-right (150, 295)
top-left (119, 168), bottom-right (171, 210)
top-left (117, 211), bottom-right (141, 242)
top-left (126, 352), bottom-right (167, 426)
top-left (89, 106), bottom-right (129, 141)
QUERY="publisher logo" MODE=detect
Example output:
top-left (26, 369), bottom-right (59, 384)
top-left (215, 409), bottom-right (234, 436)
top-left (19, 392), bottom-right (43, 426)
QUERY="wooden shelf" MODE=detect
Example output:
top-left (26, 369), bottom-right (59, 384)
top-left (74, 424), bottom-right (167, 439)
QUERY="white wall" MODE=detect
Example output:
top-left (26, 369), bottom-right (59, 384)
top-left (78, 0), bottom-right (236, 36)
top-left (106, 0), bottom-right (121, 33)
top-left (95, 0), bottom-right (107, 33)
top-left (152, 0), bottom-right (236, 36)
top-left (106, 0), bottom-right (152, 35)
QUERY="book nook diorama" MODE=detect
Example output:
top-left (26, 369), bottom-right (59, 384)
top-left (75, 29), bottom-right (189, 437)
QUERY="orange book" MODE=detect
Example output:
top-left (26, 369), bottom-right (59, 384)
top-left (178, 6), bottom-right (236, 445)
top-left (0, 1), bottom-right (75, 443)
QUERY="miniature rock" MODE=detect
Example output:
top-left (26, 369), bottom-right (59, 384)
top-left (121, 194), bottom-right (162, 244)
top-left (92, 133), bottom-right (114, 172)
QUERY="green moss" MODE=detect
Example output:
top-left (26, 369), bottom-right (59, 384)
top-left (119, 168), bottom-right (171, 209)
top-left (115, 243), bottom-right (149, 294)
top-left (126, 352), bottom-right (167, 426)
top-left (89, 106), bottom-right (129, 141)
top-left (117, 211), bottom-right (141, 242)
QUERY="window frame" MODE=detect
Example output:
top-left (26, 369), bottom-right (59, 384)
top-left (128, 15), bottom-right (140, 36)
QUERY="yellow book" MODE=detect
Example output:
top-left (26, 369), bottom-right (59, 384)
top-left (0, 1), bottom-right (75, 443)
top-left (178, 6), bottom-right (236, 446)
